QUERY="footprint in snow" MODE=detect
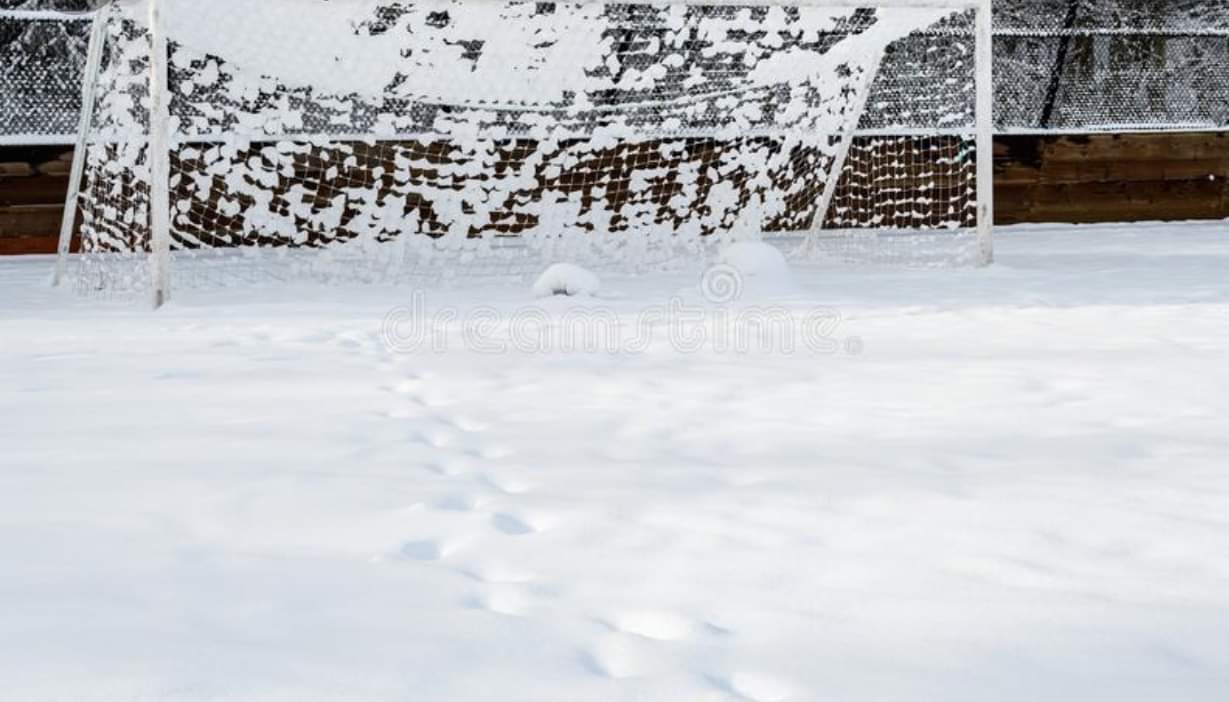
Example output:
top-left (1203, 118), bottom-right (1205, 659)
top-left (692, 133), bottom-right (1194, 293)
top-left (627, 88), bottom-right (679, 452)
top-left (468, 444), bottom-right (515, 460)
top-left (399, 539), bottom-right (447, 562)
top-left (448, 416), bottom-right (489, 433)
top-left (425, 460), bottom-right (471, 477)
top-left (457, 560), bottom-right (536, 585)
top-left (464, 585), bottom-right (533, 617)
top-left (491, 512), bottom-right (537, 536)
top-left (582, 634), bottom-right (663, 679)
top-left (414, 427), bottom-right (460, 449)
top-left (386, 379), bottom-right (422, 395)
top-left (432, 493), bottom-right (480, 512)
top-left (719, 672), bottom-right (793, 702)
top-left (607, 610), bottom-right (695, 642)
top-left (478, 472), bottom-right (533, 495)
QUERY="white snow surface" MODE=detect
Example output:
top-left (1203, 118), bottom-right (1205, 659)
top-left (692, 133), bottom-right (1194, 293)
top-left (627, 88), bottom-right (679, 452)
top-left (3, 222), bottom-right (1229, 701)
top-left (532, 263), bottom-right (602, 298)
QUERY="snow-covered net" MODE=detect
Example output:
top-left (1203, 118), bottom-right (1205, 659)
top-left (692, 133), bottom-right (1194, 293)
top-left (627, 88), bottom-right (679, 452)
top-left (69, 0), bottom-right (990, 297)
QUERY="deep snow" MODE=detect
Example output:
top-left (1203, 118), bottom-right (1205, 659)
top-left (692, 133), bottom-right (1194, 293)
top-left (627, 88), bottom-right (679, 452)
top-left (2, 222), bottom-right (1229, 701)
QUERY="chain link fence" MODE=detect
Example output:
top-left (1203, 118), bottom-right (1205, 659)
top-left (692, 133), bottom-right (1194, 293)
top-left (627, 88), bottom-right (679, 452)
top-left (1, 1), bottom-right (93, 144)
top-left (2, 0), bottom-right (1229, 145)
top-left (995, 0), bottom-right (1229, 131)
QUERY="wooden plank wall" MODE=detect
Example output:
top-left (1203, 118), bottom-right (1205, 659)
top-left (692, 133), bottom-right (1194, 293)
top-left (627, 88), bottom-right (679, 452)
top-left (3, 132), bottom-right (1228, 255)
top-left (0, 145), bottom-right (74, 255)
top-left (995, 132), bottom-right (1229, 224)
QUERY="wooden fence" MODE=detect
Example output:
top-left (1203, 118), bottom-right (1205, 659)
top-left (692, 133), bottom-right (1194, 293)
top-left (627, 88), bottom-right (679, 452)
top-left (995, 132), bottom-right (1229, 224)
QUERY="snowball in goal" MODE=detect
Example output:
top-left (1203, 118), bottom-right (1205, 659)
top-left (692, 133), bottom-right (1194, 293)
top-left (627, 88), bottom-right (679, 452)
top-left (54, 0), bottom-right (994, 305)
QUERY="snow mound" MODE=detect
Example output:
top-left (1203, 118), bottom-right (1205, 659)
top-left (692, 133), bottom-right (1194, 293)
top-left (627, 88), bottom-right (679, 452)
top-left (718, 242), bottom-right (792, 280)
top-left (714, 241), bottom-right (796, 297)
top-left (532, 264), bottom-right (601, 298)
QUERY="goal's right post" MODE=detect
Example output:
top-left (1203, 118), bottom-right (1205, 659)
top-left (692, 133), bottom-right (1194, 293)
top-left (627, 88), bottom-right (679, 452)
top-left (975, 0), bottom-right (994, 266)
top-left (802, 0), bottom-right (994, 267)
top-left (147, 0), bottom-right (172, 308)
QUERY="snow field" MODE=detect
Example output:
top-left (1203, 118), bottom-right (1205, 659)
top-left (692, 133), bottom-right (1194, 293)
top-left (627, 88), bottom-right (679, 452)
top-left (1, 223), bottom-right (1229, 701)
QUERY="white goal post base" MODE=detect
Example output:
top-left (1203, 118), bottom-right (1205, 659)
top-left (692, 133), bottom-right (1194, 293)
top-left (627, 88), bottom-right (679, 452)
top-left (57, 0), bottom-right (994, 305)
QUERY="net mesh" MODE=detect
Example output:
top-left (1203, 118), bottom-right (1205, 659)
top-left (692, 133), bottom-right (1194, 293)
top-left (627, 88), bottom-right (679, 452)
top-left (70, 0), bottom-right (986, 296)
top-left (0, 1), bottom-right (92, 144)
top-left (994, 0), bottom-right (1229, 131)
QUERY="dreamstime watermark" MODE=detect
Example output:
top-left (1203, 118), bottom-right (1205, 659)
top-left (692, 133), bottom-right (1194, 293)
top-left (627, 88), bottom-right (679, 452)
top-left (380, 265), bottom-right (864, 357)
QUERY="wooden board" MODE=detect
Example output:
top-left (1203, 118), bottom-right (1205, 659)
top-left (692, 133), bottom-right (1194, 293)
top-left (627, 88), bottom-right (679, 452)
top-left (0, 145), bottom-right (77, 254)
top-left (994, 132), bottom-right (1229, 225)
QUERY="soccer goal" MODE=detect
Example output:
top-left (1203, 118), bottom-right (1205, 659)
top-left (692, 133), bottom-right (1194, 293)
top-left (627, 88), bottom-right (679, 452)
top-left (56, 0), bottom-right (993, 305)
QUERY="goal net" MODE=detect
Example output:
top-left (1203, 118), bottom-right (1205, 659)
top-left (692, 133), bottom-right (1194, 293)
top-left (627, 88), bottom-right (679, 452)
top-left (59, 0), bottom-right (993, 302)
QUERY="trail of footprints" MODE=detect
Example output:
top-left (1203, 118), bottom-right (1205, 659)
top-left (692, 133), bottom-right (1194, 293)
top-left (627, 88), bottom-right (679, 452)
top-left (381, 371), bottom-right (794, 700)
top-left (384, 371), bottom-right (547, 621)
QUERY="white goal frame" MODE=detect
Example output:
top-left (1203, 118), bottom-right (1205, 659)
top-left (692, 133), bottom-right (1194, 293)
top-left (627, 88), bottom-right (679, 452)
top-left (55, 0), bottom-right (995, 307)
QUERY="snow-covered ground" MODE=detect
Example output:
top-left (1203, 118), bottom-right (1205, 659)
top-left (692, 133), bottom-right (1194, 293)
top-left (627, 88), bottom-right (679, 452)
top-left (2, 222), bottom-right (1229, 701)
